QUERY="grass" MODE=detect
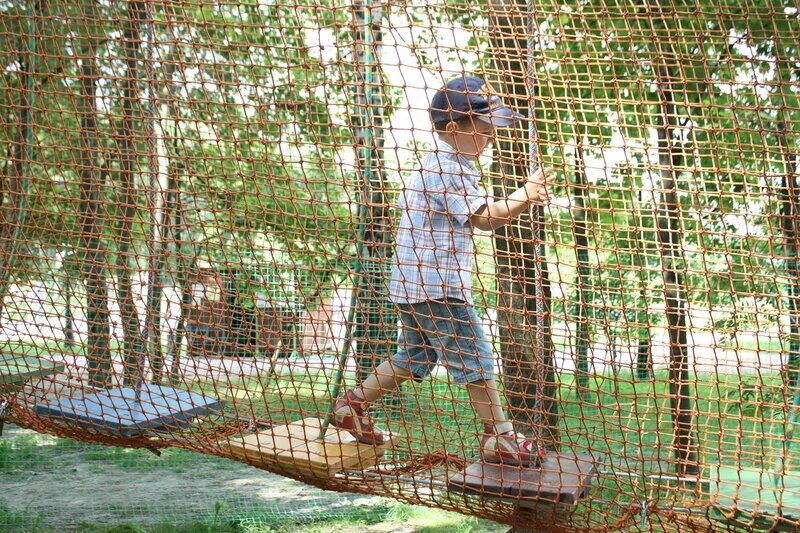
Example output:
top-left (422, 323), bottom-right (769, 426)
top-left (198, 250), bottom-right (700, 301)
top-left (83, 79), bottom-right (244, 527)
top-left (64, 502), bottom-right (504, 533)
top-left (2, 434), bottom-right (235, 476)
top-left (78, 446), bottom-right (198, 471)
top-left (1, 428), bottom-right (479, 531)
top-left (0, 505), bottom-right (48, 532)
top-left (5, 345), bottom-right (792, 478)
top-left (0, 435), bottom-right (55, 472)
top-left (0, 494), bottom-right (500, 533)
top-left (383, 503), bottom-right (498, 533)
top-left (723, 334), bottom-right (788, 354)
top-left (181, 365), bottom-right (796, 518)
top-left (0, 340), bottom-right (73, 357)
top-left (71, 518), bottom-right (247, 532)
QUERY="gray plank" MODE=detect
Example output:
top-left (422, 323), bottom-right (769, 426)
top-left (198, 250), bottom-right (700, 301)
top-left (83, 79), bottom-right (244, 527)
top-left (34, 385), bottom-right (224, 436)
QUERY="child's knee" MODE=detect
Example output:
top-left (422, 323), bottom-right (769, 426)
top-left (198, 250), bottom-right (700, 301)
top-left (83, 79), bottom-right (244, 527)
top-left (464, 376), bottom-right (493, 388)
top-left (389, 361), bottom-right (426, 382)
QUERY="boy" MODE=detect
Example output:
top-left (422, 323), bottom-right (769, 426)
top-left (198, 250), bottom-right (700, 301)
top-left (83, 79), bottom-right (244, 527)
top-left (332, 75), bottom-right (554, 466)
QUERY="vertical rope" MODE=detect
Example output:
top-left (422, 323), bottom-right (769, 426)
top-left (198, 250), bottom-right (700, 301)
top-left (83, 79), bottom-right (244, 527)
top-left (526, 0), bottom-right (546, 450)
top-left (320, 0), bottom-right (377, 439)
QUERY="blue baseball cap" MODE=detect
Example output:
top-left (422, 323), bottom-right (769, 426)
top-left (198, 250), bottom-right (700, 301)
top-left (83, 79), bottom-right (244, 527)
top-left (430, 75), bottom-right (525, 127)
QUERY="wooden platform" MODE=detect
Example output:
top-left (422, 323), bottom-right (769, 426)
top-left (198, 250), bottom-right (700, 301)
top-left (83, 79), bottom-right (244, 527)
top-left (34, 385), bottom-right (224, 435)
top-left (448, 453), bottom-right (597, 505)
top-left (225, 417), bottom-right (398, 476)
top-left (0, 355), bottom-right (64, 394)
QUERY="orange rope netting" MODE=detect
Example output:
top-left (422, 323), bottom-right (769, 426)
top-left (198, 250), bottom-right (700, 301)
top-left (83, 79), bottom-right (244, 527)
top-left (1, 0), bottom-right (800, 531)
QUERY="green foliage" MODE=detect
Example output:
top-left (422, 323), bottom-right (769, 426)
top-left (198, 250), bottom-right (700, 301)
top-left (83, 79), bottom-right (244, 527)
top-left (519, 0), bottom-right (800, 340)
top-left (0, 0), bottom-right (364, 290)
top-left (2, 0), bottom-right (797, 340)
top-left (724, 377), bottom-right (786, 419)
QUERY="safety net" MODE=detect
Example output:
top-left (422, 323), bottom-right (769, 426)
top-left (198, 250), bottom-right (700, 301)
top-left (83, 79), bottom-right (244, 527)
top-left (1, 0), bottom-right (800, 531)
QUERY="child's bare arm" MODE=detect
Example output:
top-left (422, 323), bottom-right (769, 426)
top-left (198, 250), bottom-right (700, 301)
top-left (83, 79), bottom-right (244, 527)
top-left (469, 166), bottom-right (554, 231)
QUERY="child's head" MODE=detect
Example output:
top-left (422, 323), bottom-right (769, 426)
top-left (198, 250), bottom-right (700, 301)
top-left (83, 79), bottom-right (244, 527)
top-left (430, 76), bottom-right (523, 160)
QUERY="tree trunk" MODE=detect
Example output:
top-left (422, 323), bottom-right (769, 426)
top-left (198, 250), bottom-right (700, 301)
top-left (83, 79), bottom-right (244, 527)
top-left (158, 42), bottom-right (193, 384)
top-left (635, 318), bottom-right (652, 380)
top-left (147, 239), bottom-right (167, 382)
top-left (351, 0), bottom-right (395, 384)
top-left (78, 0), bottom-right (112, 388)
top-left (776, 124), bottom-right (800, 388)
top-left (116, 0), bottom-right (148, 386)
top-left (487, 0), bottom-right (559, 448)
top-left (572, 140), bottom-right (592, 397)
top-left (634, 191), bottom-right (653, 380)
top-left (63, 254), bottom-right (75, 348)
top-left (165, 153), bottom-right (190, 382)
top-left (168, 221), bottom-right (197, 384)
top-left (143, 2), bottom-right (165, 382)
top-left (168, 198), bottom-right (196, 384)
top-left (148, 165), bottom-right (175, 384)
top-left (146, 193), bottom-right (167, 383)
top-left (0, 0), bottom-right (41, 319)
top-left (653, 58), bottom-right (699, 477)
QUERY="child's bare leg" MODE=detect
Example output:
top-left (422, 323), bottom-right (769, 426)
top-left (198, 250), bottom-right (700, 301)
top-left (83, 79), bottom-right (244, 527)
top-left (467, 378), bottom-right (542, 466)
top-left (332, 361), bottom-right (413, 445)
top-left (352, 361), bottom-right (414, 403)
top-left (466, 378), bottom-right (513, 434)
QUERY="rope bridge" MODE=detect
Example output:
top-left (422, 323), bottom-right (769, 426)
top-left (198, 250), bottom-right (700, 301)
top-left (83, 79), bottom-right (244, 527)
top-left (1, 1), bottom-right (799, 531)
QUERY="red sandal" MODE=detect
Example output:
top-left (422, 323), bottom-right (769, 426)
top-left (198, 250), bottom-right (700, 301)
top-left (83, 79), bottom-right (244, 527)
top-left (480, 424), bottom-right (546, 467)
top-left (331, 390), bottom-right (386, 445)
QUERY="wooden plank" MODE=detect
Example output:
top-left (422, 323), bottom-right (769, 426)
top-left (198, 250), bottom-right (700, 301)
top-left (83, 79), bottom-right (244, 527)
top-left (225, 417), bottom-right (398, 476)
top-left (448, 453), bottom-right (597, 505)
top-left (225, 417), bottom-right (322, 469)
top-left (280, 420), bottom-right (395, 475)
top-left (33, 385), bottom-right (224, 435)
top-left (0, 355), bottom-right (64, 388)
top-left (226, 431), bottom-right (298, 470)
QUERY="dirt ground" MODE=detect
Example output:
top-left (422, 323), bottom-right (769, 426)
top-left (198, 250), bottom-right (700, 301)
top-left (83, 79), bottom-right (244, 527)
top-left (0, 426), bottom-right (393, 530)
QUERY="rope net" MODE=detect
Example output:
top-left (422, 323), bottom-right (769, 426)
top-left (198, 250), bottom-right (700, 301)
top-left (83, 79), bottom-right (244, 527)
top-left (1, 0), bottom-right (799, 531)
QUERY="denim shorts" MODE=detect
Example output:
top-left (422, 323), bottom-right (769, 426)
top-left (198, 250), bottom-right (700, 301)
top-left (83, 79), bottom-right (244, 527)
top-left (389, 299), bottom-right (494, 384)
